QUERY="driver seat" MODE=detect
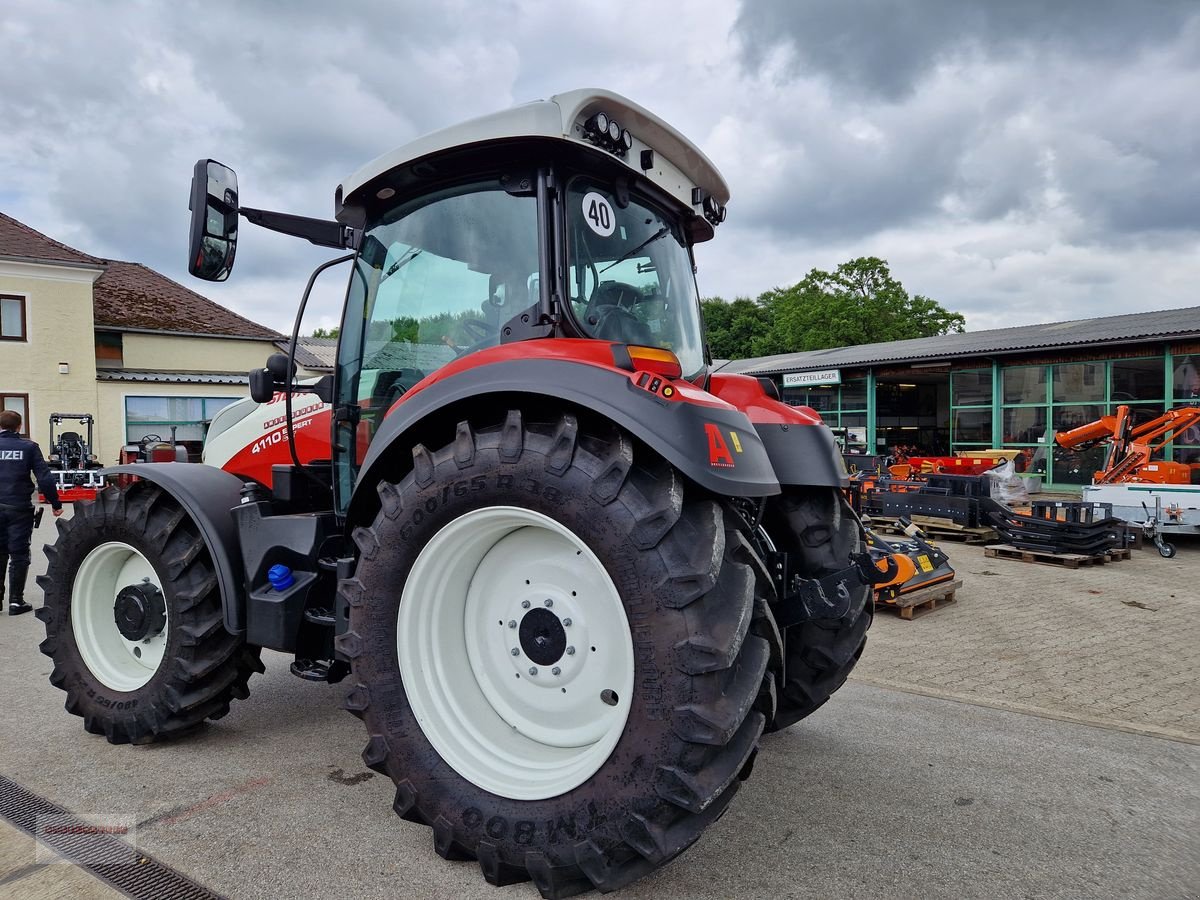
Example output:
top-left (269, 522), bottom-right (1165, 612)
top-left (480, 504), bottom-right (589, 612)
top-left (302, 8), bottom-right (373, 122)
top-left (588, 281), bottom-right (655, 345)
top-left (57, 431), bottom-right (85, 466)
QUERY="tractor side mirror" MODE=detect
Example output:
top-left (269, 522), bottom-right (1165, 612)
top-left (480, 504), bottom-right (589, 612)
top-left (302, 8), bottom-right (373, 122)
top-left (249, 366), bottom-right (275, 404)
top-left (188, 159), bottom-right (239, 281)
top-left (249, 353), bottom-right (298, 404)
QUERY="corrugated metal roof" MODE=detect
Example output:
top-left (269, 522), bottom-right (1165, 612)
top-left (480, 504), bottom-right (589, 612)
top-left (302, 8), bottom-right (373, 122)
top-left (279, 337), bottom-right (337, 371)
top-left (96, 371), bottom-right (249, 385)
top-left (721, 305), bottom-right (1200, 376)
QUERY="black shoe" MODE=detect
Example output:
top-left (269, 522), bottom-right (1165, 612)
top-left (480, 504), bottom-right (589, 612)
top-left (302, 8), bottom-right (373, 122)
top-left (9, 601), bottom-right (32, 616)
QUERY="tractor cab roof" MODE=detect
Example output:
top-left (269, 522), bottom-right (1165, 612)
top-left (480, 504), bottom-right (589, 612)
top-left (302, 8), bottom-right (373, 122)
top-left (336, 89), bottom-right (729, 222)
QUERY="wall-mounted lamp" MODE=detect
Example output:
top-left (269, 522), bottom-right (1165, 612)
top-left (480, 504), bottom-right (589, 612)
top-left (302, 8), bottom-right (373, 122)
top-left (58, 362), bottom-right (69, 374)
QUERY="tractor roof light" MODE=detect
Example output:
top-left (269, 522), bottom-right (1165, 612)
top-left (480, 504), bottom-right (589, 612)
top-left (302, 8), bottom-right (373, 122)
top-left (583, 110), bottom-right (631, 157)
top-left (702, 194), bottom-right (726, 226)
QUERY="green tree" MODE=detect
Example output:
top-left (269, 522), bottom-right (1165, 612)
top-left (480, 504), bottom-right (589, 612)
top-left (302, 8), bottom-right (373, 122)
top-left (310, 326), bottom-right (340, 339)
top-left (701, 296), bottom-right (771, 360)
top-left (757, 257), bottom-right (964, 355)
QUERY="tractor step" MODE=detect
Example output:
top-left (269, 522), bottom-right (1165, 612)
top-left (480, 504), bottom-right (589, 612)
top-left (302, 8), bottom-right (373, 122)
top-left (303, 607), bottom-right (337, 626)
top-left (290, 658), bottom-right (350, 683)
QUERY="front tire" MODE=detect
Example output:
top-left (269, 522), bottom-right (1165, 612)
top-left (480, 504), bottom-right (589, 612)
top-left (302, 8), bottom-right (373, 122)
top-left (763, 487), bottom-right (873, 731)
top-left (339, 411), bottom-right (770, 897)
top-left (36, 484), bottom-right (263, 744)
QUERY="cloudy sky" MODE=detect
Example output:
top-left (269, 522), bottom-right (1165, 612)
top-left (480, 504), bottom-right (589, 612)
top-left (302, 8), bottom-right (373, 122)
top-left (3, 0), bottom-right (1198, 336)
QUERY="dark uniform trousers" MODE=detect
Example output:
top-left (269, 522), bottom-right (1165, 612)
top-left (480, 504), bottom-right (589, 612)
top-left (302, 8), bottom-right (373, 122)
top-left (0, 503), bottom-right (35, 603)
top-left (0, 428), bottom-right (60, 604)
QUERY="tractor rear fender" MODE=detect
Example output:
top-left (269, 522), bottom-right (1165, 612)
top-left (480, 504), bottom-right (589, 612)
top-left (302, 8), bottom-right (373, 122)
top-left (102, 463), bottom-right (248, 635)
top-left (350, 358), bottom-right (781, 525)
top-left (708, 372), bottom-right (849, 489)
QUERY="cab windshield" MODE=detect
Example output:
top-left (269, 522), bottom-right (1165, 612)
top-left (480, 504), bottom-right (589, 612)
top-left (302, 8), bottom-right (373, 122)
top-left (565, 178), bottom-right (705, 378)
top-left (334, 179), bottom-right (540, 507)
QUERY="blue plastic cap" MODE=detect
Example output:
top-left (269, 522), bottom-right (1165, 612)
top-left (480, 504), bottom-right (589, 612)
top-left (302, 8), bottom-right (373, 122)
top-left (267, 564), bottom-right (295, 591)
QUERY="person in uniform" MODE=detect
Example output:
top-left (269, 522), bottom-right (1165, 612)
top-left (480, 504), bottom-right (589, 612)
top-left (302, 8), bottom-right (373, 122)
top-left (0, 410), bottom-right (63, 615)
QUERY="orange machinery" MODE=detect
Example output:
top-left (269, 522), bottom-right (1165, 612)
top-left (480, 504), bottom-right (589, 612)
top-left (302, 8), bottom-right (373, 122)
top-left (1055, 405), bottom-right (1200, 485)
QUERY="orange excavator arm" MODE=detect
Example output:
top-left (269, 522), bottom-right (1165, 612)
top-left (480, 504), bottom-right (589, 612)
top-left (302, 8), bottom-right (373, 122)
top-left (1056, 405), bottom-right (1200, 484)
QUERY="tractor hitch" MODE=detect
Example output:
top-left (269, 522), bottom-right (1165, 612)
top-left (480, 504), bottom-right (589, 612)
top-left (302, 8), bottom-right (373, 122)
top-left (770, 551), bottom-right (892, 628)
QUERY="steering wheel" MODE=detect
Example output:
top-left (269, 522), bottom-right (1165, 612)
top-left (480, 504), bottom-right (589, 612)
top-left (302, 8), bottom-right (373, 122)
top-left (447, 318), bottom-right (500, 358)
top-left (459, 318), bottom-right (492, 343)
top-left (139, 434), bottom-right (163, 444)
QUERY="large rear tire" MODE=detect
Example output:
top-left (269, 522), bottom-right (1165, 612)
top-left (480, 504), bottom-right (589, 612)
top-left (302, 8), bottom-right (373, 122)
top-left (763, 487), bottom-right (872, 731)
top-left (339, 411), bottom-right (770, 898)
top-left (36, 484), bottom-right (263, 744)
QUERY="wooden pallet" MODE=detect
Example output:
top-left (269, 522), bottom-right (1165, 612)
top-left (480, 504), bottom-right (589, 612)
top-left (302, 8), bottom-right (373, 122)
top-left (875, 579), bottom-right (962, 620)
top-left (869, 518), bottom-right (998, 544)
top-left (1106, 547), bottom-right (1132, 561)
top-left (984, 544), bottom-right (1113, 568)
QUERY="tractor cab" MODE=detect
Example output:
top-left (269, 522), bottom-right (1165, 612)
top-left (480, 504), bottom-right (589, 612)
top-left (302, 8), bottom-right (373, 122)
top-left (328, 90), bottom-right (727, 506)
top-left (189, 90), bottom-right (732, 512)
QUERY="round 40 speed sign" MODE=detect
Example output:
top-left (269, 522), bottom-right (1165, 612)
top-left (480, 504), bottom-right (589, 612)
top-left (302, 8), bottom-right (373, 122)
top-left (581, 192), bottom-right (616, 237)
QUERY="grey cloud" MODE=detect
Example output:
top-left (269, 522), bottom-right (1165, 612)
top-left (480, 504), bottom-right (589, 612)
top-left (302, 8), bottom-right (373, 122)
top-left (721, 8), bottom-right (1200, 251)
top-left (734, 0), bottom-right (1198, 100)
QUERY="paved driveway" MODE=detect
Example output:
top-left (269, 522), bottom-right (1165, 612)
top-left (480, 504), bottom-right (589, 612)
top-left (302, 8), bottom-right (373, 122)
top-left (1, 510), bottom-right (1196, 899)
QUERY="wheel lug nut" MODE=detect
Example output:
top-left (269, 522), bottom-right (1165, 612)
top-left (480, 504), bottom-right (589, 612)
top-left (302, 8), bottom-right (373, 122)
top-left (508, 620), bottom-right (517, 628)
top-left (528, 667), bottom-right (538, 676)
top-left (566, 646), bottom-right (576, 655)
top-left (544, 598), bottom-right (553, 608)
top-left (552, 666), bottom-right (561, 676)
top-left (562, 618), bottom-right (572, 627)
top-left (521, 600), bottom-right (531, 609)
top-left (510, 648), bottom-right (520, 656)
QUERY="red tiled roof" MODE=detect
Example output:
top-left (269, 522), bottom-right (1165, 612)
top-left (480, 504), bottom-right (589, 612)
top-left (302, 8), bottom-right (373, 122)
top-left (1, 210), bottom-right (281, 340)
top-left (93, 261), bottom-right (282, 340)
top-left (0, 211), bottom-right (105, 266)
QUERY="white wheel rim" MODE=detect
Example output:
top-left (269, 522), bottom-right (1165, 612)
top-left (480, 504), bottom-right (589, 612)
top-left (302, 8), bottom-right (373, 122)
top-left (71, 542), bottom-right (169, 692)
top-left (398, 506), bottom-right (635, 800)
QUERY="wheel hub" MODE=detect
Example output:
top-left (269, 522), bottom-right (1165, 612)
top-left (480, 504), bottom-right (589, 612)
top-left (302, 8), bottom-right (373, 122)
top-left (72, 541), bottom-right (171, 692)
top-left (518, 607), bottom-right (566, 665)
top-left (398, 506), bottom-right (634, 800)
top-left (113, 583), bottom-right (166, 641)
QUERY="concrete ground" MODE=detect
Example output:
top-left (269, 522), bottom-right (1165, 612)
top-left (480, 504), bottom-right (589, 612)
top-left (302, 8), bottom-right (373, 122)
top-left (1, 510), bottom-right (1197, 899)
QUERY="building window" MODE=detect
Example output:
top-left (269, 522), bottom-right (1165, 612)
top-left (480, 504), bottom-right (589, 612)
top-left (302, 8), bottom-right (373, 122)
top-left (0, 294), bottom-right (27, 341)
top-left (1052, 363), bottom-right (1105, 403)
top-left (0, 393), bottom-right (30, 435)
top-left (95, 332), bottom-right (124, 368)
top-left (124, 396), bottom-right (239, 460)
top-left (1112, 358), bottom-right (1164, 402)
top-left (1174, 355), bottom-right (1200, 404)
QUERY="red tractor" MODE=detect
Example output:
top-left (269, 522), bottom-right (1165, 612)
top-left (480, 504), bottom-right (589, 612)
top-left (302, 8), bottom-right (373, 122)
top-left (38, 90), bottom-right (878, 896)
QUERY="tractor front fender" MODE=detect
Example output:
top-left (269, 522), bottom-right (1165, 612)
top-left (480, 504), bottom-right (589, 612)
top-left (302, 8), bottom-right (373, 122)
top-left (708, 372), bottom-right (849, 488)
top-left (351, 359), bottom-right (780, 523)
top-left (102, 463), bottom-right (247, 635)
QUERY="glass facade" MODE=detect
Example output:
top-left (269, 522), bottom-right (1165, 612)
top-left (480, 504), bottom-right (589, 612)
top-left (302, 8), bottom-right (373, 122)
top-left (992, 356), bottom-right (1182, 485)
top-left (778, 349), bottom-right (1197, 488)
top-left (780, 378), bottom-right (868, 425)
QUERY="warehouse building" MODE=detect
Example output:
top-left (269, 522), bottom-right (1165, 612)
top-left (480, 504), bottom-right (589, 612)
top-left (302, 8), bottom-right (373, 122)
top-left (721, 306), bottom-right (1200, 490)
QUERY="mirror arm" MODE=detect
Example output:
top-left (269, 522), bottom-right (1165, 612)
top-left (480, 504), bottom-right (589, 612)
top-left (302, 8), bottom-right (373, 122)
top-left (239, 207), bottom-right (359, 250)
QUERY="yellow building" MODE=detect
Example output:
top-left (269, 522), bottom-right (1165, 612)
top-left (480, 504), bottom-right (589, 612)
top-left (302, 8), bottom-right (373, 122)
top-left (1, 212), bottom-right (284, 465)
